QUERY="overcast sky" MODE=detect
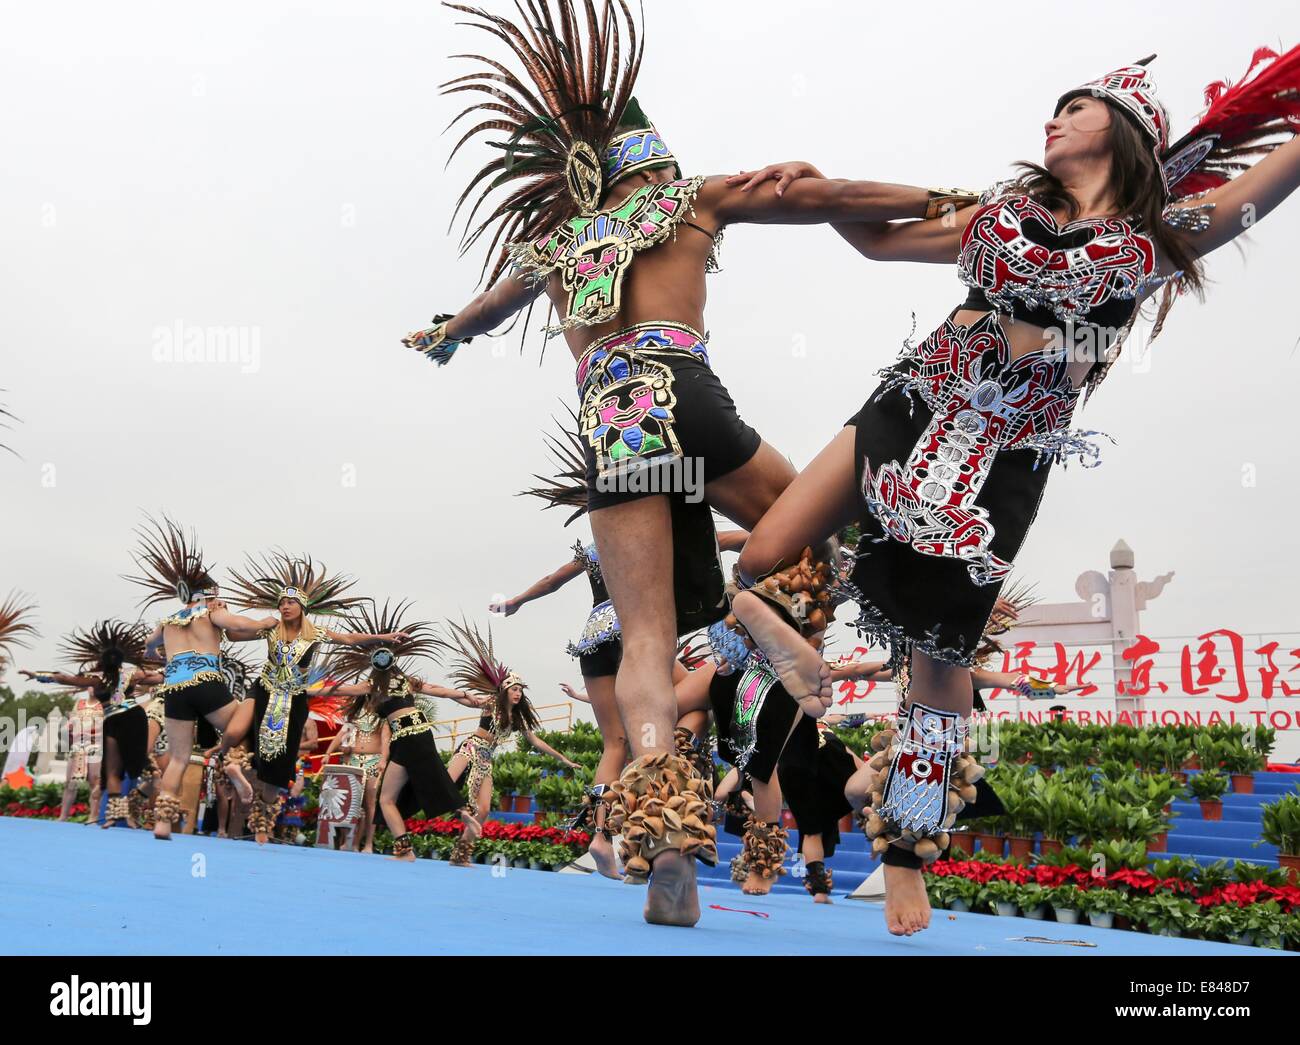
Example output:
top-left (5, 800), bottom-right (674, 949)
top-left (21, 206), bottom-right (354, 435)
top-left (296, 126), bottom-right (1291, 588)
top-left (2, 0), bottom-right (1297, 722)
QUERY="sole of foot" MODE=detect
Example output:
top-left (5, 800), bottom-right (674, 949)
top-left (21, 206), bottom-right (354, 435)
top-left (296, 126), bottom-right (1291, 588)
top-left (733, 591), bottom-right (832, 718)
top-left (882, 862), bottom-right (932, 937)
top-left (589, 833), bottom-right (622, 880)
top-left (644, 849), bottom-right (701, 927)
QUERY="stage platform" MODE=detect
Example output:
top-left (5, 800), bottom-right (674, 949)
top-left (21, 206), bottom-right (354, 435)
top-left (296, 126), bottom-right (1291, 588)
top-left (1, 818), bottom-right (1286, 957)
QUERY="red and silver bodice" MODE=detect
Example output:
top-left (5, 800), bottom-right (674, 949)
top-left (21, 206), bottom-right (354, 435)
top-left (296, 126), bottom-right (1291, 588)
top-left (958, 188), bottom-right (1159, 330)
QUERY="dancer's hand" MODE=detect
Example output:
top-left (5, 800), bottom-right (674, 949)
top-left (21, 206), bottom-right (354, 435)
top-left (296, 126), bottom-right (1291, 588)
top-left (489, 596), bottom-right (519, 616)
top-left (559, 682), bottom-right (578, 700)
top-left (725, 161), bottom-right (824, 195)
top-left (992, 596), bottom-right (1021, 622)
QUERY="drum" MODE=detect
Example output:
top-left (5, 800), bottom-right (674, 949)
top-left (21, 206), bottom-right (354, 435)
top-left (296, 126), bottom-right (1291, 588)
top-left (316, 763), bottom-right (366, 849)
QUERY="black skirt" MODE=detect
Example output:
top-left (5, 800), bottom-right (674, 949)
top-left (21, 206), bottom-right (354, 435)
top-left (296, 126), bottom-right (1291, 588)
top-left (779, 731), bottom-right (856, 858)
top-left (249, 680), bottom-right (309, 790)
top-left (709, 662), bottom-right (807, 785)
top-left (391, 731), bottom-right (464, 821)
top-left (845, 312), bottom-right (1082, 666)
top-left (101, 705), bottom-right (149, 785)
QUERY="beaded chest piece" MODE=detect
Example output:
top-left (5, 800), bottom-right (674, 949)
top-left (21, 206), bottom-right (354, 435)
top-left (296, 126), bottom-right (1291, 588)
top-left (958, 191), bottom-right (1159, 327)
top-left (509, 176), bottom-right (707, 335)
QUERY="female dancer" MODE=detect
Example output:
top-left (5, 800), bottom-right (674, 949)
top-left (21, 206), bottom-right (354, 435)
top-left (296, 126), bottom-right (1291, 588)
top-left (59, 688), bottom-right (102, 823)
top-left (322, 603), bottom-right (488, 861)
top-left (720, 48), bottom-right (1300, 935)
top-left (436, 619), bottom-right (580, 866)
top-left (404, 0), bottom-right (959, 924)
top-left (22, 621), bottom-right (151, 829)
top-left (223, 554), bottom-right (398, 844)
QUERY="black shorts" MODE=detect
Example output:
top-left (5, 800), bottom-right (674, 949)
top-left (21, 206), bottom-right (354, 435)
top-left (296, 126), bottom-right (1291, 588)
top-left (163, 679), bottom-right (232, 722)
top-left (709, 662), bottom-right (807, 785)
top-left (576, 323), bottom-right (760, 513)
top-left (101, 705), bottom-right (149, 784)
top-left (779, 732), bottom-right (856, 858)
top-left (578, 641), bottom-right (622, 679)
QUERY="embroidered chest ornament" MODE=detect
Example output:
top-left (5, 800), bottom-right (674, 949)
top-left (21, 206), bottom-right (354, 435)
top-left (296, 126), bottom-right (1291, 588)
top-left (510, 176), bottom-right (707, 335)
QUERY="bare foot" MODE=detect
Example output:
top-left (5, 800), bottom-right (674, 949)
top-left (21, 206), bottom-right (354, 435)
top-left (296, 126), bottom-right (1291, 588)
top-left (733, 591), bottom-right (832, 718)
top-left (644, 849), bottom-right (701, 927)
top-left (813, 892), bottom-right (833, 905)
top-left (459, 809), bottom-right (482, 841)
top-left (389, 850), bottom-right (416, 862)
top-left (588, 832), bottom-right (621, 880)
top-left (226, 765), bottom-right (253, 805)
top-left (742, 868), bottom-right (775, 896)
top-left (883, 863), bottom-right (931, 937)
top-left (153, 821), bottom-right (172, 842)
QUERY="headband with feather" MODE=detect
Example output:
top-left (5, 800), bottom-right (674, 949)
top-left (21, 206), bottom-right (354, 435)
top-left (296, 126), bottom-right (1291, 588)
top-left (325, 600), bottom-right (441, 683)
top-left (225, 551), bottom-right (363, 617)
top-left (60, 619), bottom-right (148, 672)
top-left (435, 617), bottom-right (522, 694)
top-left (124, 515), bottom-right (219, 608)
top-left (442, 0), bottom-right (647, 287)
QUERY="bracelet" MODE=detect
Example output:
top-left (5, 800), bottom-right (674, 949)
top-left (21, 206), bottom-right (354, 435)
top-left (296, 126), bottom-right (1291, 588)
top-left (401, 313), bottom-right (473, 366)
top-left (924, 187), bottom-right (980, 221)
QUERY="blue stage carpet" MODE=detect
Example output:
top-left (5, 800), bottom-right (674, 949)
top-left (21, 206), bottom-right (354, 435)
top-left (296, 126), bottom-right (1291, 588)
top-left (2, 819), bottom-right (1286, 956)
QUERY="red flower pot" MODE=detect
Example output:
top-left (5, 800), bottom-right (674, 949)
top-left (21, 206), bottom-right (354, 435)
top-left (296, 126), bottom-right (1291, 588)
top-left (1199, 800), bottom-right (1223, 822)
top-left (1183, 757), bottom-right (1200, 771)
top-left (975, 833), bottom-right (1005, 857)
top-left (1040, 838), bottom-right (1063, 856)
top-left (512, 795), bottom-right (532, 814)
top-left (950, 834), bottom-right (976, 858)
top-left (1280, 854), bottom-right (1300, 887)
top-left (1008, 836), bottom-right (1034, 861)
top-left (781, 809), bottom-right (798, 830)
top-left (838, 815), bottom-right (854, 834)
top-left (1148, 833), bottom-right (1167, 853)
top-left (1230, 774), bottom-right (1255, 795)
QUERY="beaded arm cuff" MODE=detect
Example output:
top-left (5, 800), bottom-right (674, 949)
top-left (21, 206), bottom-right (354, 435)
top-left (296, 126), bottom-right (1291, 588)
top-left (401, 313), bottom-right (474, 366)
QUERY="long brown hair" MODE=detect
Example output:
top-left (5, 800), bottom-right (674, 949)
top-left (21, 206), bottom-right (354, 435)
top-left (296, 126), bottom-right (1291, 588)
top-left (492, 685), bottom-right (540, 734)
top-left (1010, 100), bottom-right (1207, 387)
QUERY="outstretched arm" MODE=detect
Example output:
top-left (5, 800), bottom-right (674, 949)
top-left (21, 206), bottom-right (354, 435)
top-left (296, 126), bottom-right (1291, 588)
top-left (492, 559), bottom-right (585, 616)
top-left (1168, 134), bottom-right (1300, 259)
top-left (415, 680), bottom-right (489, 708)
top-left (524, 731), bottom-right (580, 770)
top-left (559, 682), bottom-right (589, 704)
top-left (700, 172), bottom-right (932, 228)
top-left (209, 606), bottom-right (278, 634)
top-left (403, 270), bottom-right (543, 364)
top-left (721, 162), bottom-right (977, 263)
top-left (20, 669), bottom-right (99, 688)
top-left (322, 629), bottom-right (410, 647)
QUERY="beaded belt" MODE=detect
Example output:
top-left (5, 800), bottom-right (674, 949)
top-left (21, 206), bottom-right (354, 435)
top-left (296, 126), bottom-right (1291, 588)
top-left (388, 708), bottom-right (433, 740)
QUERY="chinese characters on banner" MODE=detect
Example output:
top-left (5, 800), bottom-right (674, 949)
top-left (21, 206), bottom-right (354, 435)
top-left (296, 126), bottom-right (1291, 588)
top-left (835, 632), bottom-right (1300, 726)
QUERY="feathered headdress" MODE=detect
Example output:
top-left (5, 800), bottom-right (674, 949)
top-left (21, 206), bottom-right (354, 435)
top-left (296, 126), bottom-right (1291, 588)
top-left (518, 401), bottom-right (588, 524)
top-left (124, 515), bottom-right (219, 607)
top-left (59, 620), bottom-right (148, 671)
top-left (435, 617), bottom-right (520, 694)
top-left (325, 600), bottom-right (441, 683)
top-left (0, 592), bottom-right (39, 670)
top-left (1057, 46), bottom-right (1300, 199)
top-left (225, 551), bottom-right (363, 617)
top-left (1162, 44), bottom-right (1300, 198)
top-left (974, 579), bottom-right (1039, 666)
top-left (442, 0), bottom-right (650, 286)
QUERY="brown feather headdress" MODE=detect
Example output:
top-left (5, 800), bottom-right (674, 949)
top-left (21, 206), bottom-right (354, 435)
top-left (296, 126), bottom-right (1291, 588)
top-left (435, 616), bottom-right (516, 694)
top-left (442, 0), bottom-right (646, 286)
top-left (225, 551), bottom-right (363, 617)
top-left (325, 600), bottom-right (441, 684)
top-left (0, 591), bottom-right (39, 669)
top-left (60, 619), bottom-right (148, 672)
top-left (517, 401), bottom-right (588, 524)
top-left (0, 392), bottom-right (19, 458)
top-left (124, 515), bottom-right (219, 608)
